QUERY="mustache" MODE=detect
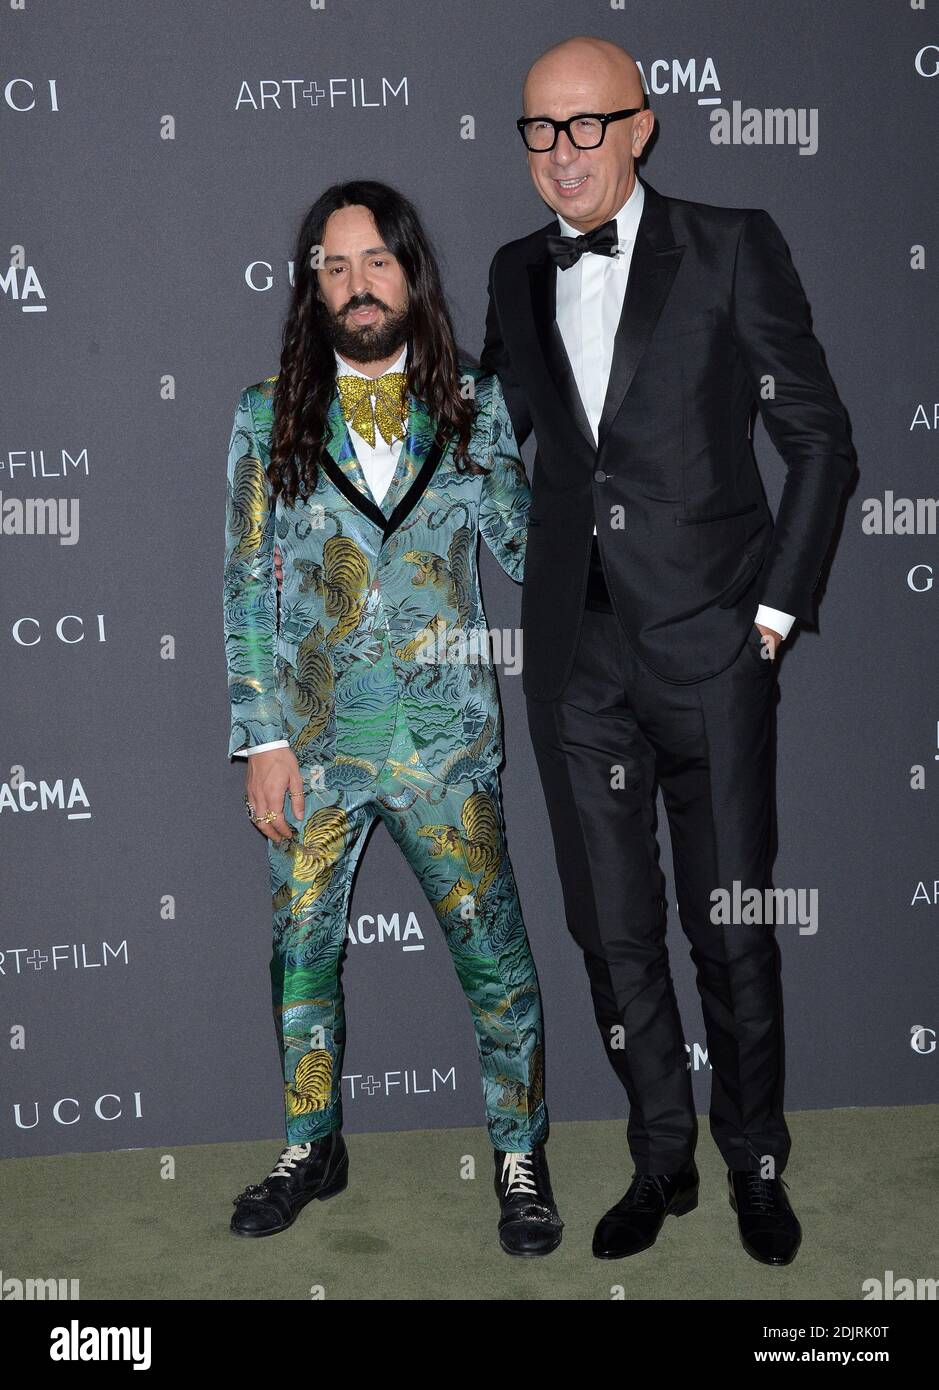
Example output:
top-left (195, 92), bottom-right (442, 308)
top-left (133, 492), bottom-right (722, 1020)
top-left (340, 293), bottom-right (390, 316)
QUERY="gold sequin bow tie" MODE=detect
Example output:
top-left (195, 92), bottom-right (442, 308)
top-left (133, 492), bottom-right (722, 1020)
top-left (336, 371), bottom-right (408, 448)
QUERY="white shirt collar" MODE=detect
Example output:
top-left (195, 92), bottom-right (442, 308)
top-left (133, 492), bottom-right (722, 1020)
top-left (556, 176), bottom-right (645, 249)
top-left (334, 345), bottom-right (407, 379)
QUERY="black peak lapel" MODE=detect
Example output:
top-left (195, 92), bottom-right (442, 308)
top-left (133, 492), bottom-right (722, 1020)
top-left (528, 253), bottom-right (597, 453)
top-left (597, 179), bottom-right (685, 448)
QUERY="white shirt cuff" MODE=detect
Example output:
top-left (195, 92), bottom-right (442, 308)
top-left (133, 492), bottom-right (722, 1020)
top-left (233, 739), bottom-right (290, 758)
top-left (754, 604), bottom-right (796, 640)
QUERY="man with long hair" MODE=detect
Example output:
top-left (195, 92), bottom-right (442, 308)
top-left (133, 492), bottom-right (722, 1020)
top-left (223, 181), bottom-right (562, 1255)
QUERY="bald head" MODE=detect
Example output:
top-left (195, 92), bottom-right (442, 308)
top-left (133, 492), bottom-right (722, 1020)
top-left (519, 36), bottom-right (654, 232)
top-left (523, 36), bottom-right (645, 112)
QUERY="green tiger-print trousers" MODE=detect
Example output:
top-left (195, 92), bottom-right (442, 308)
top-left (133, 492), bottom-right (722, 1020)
top-left (265, 693), bottom-right (547, 1152)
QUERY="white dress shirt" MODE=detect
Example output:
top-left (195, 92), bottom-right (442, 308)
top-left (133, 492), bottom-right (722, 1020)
top-left (554, 179), bottom-right (794, 642)
top-left (233, 348), bottom-right (408, 759)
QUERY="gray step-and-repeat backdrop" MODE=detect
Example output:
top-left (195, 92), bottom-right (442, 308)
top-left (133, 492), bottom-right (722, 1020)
top-left (3, 1), bottom-right (937, 1157)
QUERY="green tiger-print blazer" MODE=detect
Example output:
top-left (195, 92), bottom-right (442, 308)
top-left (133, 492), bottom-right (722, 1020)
top-left (223, 367), bottom-right (529, 785)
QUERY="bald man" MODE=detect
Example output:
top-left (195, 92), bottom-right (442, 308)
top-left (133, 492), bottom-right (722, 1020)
top-left (482, 37), bottom-right (855, 1266)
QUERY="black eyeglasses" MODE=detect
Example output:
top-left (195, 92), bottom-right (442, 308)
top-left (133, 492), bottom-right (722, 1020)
top-left (516, 99), bottom-right (648, 152)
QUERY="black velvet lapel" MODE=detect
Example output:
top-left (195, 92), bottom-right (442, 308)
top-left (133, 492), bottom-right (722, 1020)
top-left (527, 256), bottom-right (596, 452)
top-left (596, 181), bottom-right (685, 448)
top-left (525, 179), bottom-right (686, 455)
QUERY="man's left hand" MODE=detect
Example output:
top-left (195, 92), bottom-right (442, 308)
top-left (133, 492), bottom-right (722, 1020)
top-left (755, 624), bottom-right (782, 660)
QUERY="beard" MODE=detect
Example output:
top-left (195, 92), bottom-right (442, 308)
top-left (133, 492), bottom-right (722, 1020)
top-left (322, 293), bottom-right (411, 364)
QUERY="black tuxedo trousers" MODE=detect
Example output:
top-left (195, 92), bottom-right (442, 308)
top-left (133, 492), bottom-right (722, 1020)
top-left (527, 546), bottom-right (788, 1174)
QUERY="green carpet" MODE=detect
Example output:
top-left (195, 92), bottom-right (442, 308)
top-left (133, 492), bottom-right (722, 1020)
top-left (1, 1105), bottom-right (935, 1300)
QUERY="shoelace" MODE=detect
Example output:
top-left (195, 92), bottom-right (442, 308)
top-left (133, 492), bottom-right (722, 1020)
top-left (268, 1143), bottom-right (313, 1179)
top-left (501, 1151), bottom-right (538, 1197)
top-left (627, 1173), bottom-right (667, 1208)
top-left (744, 1172), bottom-right (781, 1213)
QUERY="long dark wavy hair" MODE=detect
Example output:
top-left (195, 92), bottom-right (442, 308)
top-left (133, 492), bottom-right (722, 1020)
top-left (268, 180), bottom-right (478, 507)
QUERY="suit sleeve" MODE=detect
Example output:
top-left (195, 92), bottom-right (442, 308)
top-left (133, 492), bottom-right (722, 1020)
top-left (478, 374), bottom-right (531, 583)
top-left (480, 251), bottom-right (534, 449)
top-left (731, 209), bottom-right (856, 625)
top-left (223, 388), bottom-right (288, 759)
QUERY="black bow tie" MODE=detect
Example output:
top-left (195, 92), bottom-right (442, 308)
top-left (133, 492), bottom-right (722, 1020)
top-left (545, 219), bottom-right (619, 270)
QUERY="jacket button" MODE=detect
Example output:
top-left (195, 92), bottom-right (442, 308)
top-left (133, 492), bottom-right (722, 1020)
top-left (594, 469), bottom-right (607, 483)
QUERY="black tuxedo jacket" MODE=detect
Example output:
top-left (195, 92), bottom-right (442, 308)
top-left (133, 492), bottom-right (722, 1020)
top-left (481, 176), bottom-right (856, 700)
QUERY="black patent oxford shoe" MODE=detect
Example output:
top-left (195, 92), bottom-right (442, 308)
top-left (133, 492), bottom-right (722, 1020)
top-left (592, 1163), bottom-right (699, 1259)
top-left (230, 1132), bottom-right (348, 1237)
top-left (493, 1145), bottom-right (563, 1256)
top-left (728, 1168), bottom-right (801, 1265)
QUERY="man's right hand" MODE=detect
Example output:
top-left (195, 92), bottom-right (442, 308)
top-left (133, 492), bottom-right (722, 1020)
top-left (245, 746), bottom-right (305, 844)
